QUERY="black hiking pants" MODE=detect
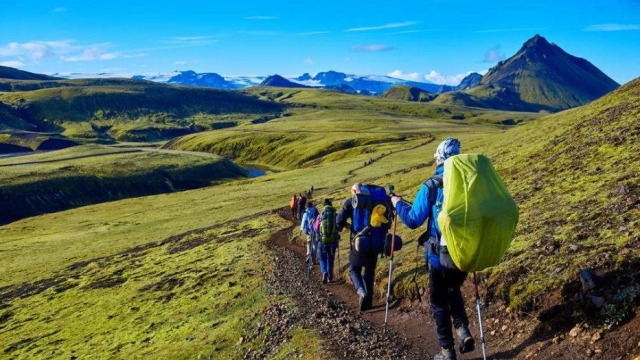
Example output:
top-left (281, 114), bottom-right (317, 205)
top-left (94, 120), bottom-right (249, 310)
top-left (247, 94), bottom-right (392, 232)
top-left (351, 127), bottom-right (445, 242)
top-left (428, 265), bottom-right (469, 349)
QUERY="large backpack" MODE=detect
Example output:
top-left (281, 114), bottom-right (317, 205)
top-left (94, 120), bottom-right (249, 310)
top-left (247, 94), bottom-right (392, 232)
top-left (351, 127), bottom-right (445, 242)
top-left (319, 205), bottom-right (338, 244)
top-left (437, 154), bottom-right (519, 272)
top-left (351, 185), bottom-right (393, 254)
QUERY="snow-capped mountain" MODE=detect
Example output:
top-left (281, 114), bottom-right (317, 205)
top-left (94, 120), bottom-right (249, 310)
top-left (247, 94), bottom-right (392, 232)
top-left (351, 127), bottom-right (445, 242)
top-left (57, 70), bottom-right (457, 95)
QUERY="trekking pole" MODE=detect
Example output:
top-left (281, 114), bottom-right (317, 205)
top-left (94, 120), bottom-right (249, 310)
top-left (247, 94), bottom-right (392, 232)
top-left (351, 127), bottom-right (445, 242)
top-left (336, 237), bottom-right (341, 281)
top-left (383, 185), bottom-right (398, 333)
top-left (474, 272), bottom-right (488, 360)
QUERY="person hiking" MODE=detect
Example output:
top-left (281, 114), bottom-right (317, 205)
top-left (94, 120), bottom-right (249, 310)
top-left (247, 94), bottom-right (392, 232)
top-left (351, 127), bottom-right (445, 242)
top-left (300, 201), bottom-right (319, 265)
top-left (317, 199), bottom-right (338, 284)
top-left (297, 194), bottom-right (307, 223)
top-left (309, 185), bottom-right (314, 197)
top-left (290, 194), bottom-right (298, 220)
top-left (391, 137), bottom-right (475, 360)
top-left (337, 182), bottom-right (390, 311)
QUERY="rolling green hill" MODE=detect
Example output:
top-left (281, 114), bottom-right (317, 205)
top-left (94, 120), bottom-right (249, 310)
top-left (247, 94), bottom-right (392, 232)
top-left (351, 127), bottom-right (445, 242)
top-left (0, 74), bottom-right (284, 141)
top-left (0, 65), bottom-right (58, 81)
top-left (434, 35), bottom-right (620, 112)
top-left (381, 85), bottom-right (436, 102)
top-left (0, 144), bottom-right (247, 224)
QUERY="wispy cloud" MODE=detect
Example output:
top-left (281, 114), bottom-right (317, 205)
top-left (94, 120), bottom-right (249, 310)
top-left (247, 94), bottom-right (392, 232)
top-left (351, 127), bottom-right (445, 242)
top-left (389, 29), bottom-right (439, 35)
top-left (53, 7), bottom-right (67, 13)
top-left (483, 45), bottom-right (505, 63)
top-left (0, 40), bottom-right (147, 64)
top-left (175, 61), bottom-right (187, 65)
top-left (0, 60), bottom-right (25, 68)
top-left (238, 31), bottom-right (280, 36)
top-left (584, 23), bottom-right (640, 31)
top-left (475, 28), bottom-right (541, 33)
top-left (164, 36), bottom-right (219, 46)
top-left (304, 58), bottom-right (315, 65)
top-left (347, 21), bottom-right (418, 32)
top-left (243, 16), bottom-right (279, 20)
top-left (294, 31), bottom-right (330, 36)
top-left (351, 44), bottom-right (393, 52)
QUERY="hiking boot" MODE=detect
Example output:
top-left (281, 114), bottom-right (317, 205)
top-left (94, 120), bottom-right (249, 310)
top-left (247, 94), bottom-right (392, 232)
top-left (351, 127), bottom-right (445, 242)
top-left (433, 347), bottom-right (457, 360)
top-left (358, 295), bottom-right (367, 311)
top-left (322, 272), bottom-right (329, 284)
top-left (456, 325), bottom-right (475, 354)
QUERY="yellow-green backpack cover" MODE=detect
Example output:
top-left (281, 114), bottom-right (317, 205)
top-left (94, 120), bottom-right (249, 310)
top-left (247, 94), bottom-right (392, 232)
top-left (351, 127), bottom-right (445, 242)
top-left (437, 154), bottom-right (519, 272)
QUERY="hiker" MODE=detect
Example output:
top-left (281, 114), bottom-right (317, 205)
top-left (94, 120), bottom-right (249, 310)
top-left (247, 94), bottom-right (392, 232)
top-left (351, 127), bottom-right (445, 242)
top-left (290, 194), bottom-right (298, 219)
top-left (336, 183), bottom-right (387, 311)
top-left (297, 194), bottom-right (307, 222)
top-left (391, 137), bottom-right (475, 360)
top-left (317, 199), bottom-right (338, 284)
top-left (301, 201), bottom-right (319, 264)
top-left (310, 185), bottom-right (314, 197)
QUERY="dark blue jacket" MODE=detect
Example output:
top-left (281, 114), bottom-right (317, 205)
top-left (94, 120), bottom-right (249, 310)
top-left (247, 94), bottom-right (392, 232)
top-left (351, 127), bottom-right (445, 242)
top-left (395, 164), bottom-right (445, 269)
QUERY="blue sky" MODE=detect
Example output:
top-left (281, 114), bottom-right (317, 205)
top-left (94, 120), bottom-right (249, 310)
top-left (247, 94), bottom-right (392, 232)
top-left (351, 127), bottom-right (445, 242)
top-left (1, 0), bottom-right (639, 85)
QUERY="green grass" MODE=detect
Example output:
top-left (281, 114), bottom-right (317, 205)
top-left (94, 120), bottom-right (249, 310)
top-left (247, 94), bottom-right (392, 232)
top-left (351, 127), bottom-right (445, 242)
top-left (1, 78), bottom-right (639, 358)
top-left (0, 144), bottom-right (247, 224)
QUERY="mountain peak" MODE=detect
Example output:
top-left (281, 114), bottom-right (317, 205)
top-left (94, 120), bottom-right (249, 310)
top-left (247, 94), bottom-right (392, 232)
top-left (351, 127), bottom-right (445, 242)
top-left (520, 34), bottom-right (554, 52)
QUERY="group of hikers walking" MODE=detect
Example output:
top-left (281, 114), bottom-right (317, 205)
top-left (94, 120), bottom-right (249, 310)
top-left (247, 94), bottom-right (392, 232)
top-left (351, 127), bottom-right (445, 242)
top-left (287, 137), bottom-right (519, 360)
top-left (289, 185), bottom-right (314, 220)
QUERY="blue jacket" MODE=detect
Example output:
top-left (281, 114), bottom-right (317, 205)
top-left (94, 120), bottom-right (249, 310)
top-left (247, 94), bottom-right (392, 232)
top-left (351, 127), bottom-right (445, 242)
top-left (395, 164), bottom-right (445, 269)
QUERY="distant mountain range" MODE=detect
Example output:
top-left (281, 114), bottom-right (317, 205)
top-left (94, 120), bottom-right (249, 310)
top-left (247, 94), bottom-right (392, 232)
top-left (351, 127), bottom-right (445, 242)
top-left (123, 70), bottom-right (457, 95)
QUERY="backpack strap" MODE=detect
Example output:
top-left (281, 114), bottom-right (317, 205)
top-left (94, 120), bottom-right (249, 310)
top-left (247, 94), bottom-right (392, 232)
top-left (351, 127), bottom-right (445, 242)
top-left (423, 175), bottom-right (443, 252)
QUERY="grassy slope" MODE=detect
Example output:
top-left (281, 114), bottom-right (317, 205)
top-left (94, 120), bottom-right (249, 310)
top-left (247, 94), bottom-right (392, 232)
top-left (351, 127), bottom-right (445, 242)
top-left (0, 145), bottom-right (247, 224)
top-left (0, 79), bottom-right (283, 140)
top-left (2, 80), bottom-right (639, 357)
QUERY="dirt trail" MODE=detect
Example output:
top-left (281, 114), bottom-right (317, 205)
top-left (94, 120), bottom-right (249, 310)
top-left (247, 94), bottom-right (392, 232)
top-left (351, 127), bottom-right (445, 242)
top-left (267, 207), bottom-right (489, 360)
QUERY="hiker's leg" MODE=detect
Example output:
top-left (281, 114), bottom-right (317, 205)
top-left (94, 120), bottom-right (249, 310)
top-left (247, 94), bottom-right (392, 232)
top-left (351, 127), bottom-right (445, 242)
top-left (327, 243), bottom-right (336, 281)
top-left (349, 263), bottom-right (366, 296)
top-left (429, 267), bottom-right (455, 349)
top-left (363, 258), bottom-right (377, 306)
top-left (446, 269), bottom-right (470, 329)
top-left (318, 243), bottom-right (328, 275)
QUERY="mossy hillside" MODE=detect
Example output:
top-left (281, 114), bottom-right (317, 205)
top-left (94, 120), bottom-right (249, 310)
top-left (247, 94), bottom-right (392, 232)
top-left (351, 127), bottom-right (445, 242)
top-left (240, 86), bottom-right (543, 124)
top-left (459, 78), bottom-right (640, 311)
top-left (0, 145), bottom-right (247, 224)
top-left (163, 106), bottom-right (507, 169)
top-left (0, 130), bottom-right (83, 151)
top-left (0, 214), bottom-right (323, 359)
top-left (381, 85), bottom-right (437, 102)
top-left (0, 80), bottom-right (284, 135)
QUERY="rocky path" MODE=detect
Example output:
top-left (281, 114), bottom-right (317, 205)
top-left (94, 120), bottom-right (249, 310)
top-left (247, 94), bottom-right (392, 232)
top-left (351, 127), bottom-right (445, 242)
top-left (263, 207), bottom-right (493, 360)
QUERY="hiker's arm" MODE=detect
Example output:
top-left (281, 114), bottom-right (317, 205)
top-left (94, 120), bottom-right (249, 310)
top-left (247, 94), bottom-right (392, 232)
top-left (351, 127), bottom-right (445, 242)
top-left (336, 198), bottom-right (353, 232)
top-left (393, 184), bottom-right (430, 229)
top-left (300, 213), bottom-right (308, 232)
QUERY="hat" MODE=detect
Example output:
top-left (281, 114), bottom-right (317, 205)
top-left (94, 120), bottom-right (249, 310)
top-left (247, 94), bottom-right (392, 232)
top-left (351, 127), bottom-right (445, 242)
top-left (434, 137), bottom-right (461, 164)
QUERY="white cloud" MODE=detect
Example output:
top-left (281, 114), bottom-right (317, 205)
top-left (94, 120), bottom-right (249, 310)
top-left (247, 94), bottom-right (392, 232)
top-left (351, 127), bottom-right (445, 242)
top-left (304, 58), bottom-right (315, 65)
top-left (347, 21), bottom-right (418, 32)
top-left (344, 56), bottom-right (351, 62)
top-left (484, 46), bottom-right (506, 63)
top-left (53, 7), bottom-right (67, 13)
top-left (0, 60), bottom-right (25, 68)
top-left (584, 23), bottom-right (640, 31)
top-left (475, 28), bottom-right (541, 33)
top-left (389, 69), bottom-right (479, 86)
top-left (388, 70), bottom-right (423, 81)
top-left (0, 40), bottom-right (124, 64)
top-left (175, 61), bottom-right (187, 65)
top-left (351, 44), bottom-right (392, 52)
top-left (237, 31), bottom-right (280, 36)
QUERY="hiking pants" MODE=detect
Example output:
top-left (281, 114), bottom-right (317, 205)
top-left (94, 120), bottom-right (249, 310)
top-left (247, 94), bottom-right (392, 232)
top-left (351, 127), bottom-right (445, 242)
top-left (318, 242), bottom-right (337, 281)
top-left (306, 233), bottom-right (318, 260)
top-left (349, 255), bottom-right (377, 302)
top-left (291, 207), bottom-right (296, 219)
top-left (428, 264), bottom-right (469, 349)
